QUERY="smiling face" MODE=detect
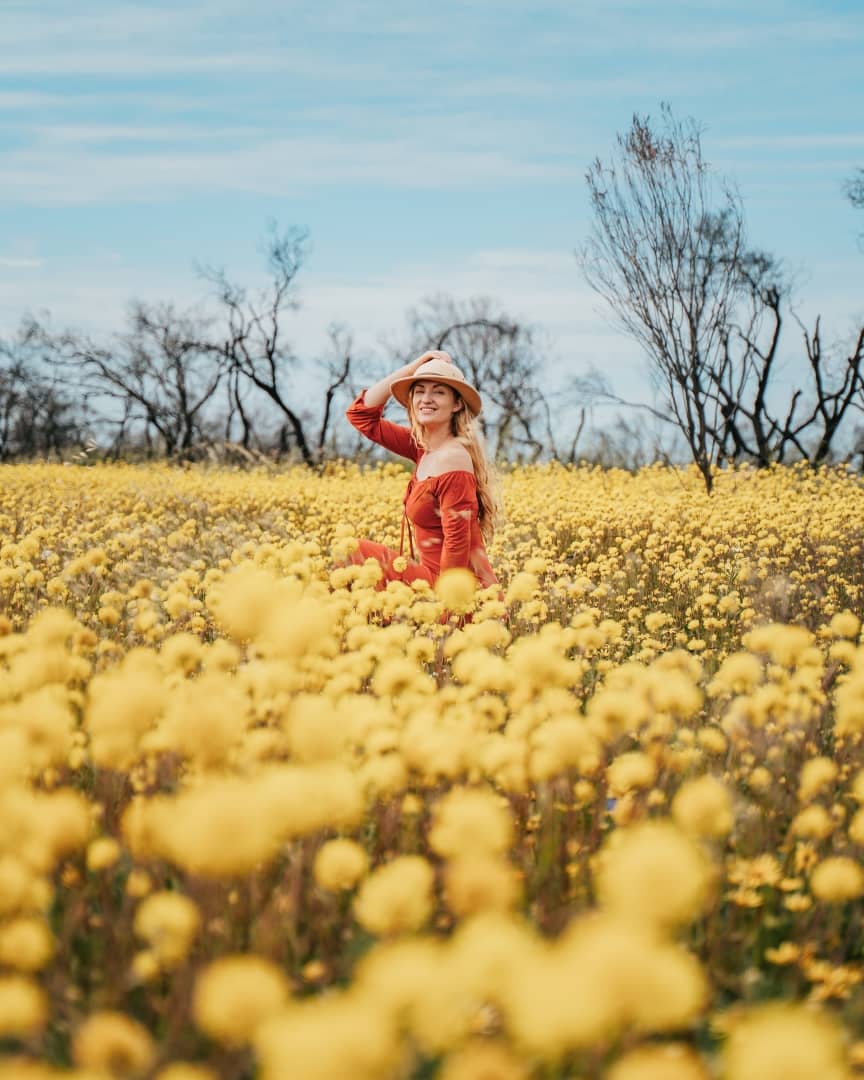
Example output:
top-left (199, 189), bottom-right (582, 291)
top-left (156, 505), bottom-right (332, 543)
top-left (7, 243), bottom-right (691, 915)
top-left (410, 380), bottom-right (464, 427)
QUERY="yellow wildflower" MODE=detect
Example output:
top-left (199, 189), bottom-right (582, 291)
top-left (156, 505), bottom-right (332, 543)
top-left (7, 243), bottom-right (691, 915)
top-left (313, 838), bottom-right (369, 892)
top-left (764, 942), bottom-right (800, 965)
top-left (529, 717), bottom-right (601, 781)
top-left (708, 651), bottom-right (763, 696)
top-left (790, 804), bottom-right (834, 840)
top-left (505, 572), bottom-right (539, 604)
top-left (444, 856), bottom-right (521, 918)
top-left (607, 752), bottom-right (657, 796)
top-left (798, 757), bottom-right (839, 802)
top-left (255, 990), bottom-right (401, 1080)
top-left (607, 1042), bottom-right (710, 1080)
top-left (155, 1066), bottom-right (219, 1080)
top-left (438, 1040), bottom-right (529, 1080)
top-left (744, 624), bottom-right (815, 668)
top-left (672, 775), bottom-right (734, 839)
top-left (722, 1003), bottom-right (847, 1080)
top-left (747, 766), bottom-right (773, 793)
top-left (72, 1011), bottom-right (155, 1076)
top-left (193, 955), bottom-right (290, 1047)
top-left (828, 609), bottom-right (860, 638)
top-left (133, 891), bottom-right (200, 968)
top-left (353, 855), bottom-right (435, 936)
top-left (595, 822), bottom-right (713, 929)
top-left (436, 568), bottom-right (477, 613)
top-left (86, 836), bottom-right (122, 872)
top-left (429, 786), bottom-right (513, 859)
top-left (0, 975), bottom-right (47, 1037)
top-left (0, 916), bottom-right (54, 972)
top-left (810, 856), bottom-right (864, 902)
top-left (848, 807), bottom-right (864, 846)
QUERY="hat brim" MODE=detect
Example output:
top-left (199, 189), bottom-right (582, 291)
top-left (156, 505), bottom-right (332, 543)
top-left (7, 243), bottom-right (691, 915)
top-left (390, 374), bottom-right (482, 417)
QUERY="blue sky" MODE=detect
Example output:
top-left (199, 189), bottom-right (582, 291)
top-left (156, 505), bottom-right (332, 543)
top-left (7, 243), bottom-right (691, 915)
top-left (2, 0), bottom-right (862, 410)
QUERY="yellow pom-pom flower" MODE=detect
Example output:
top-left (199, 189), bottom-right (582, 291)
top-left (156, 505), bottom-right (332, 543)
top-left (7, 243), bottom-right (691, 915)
top-left (0, 917), bottom-right (54, 972)
top-left (353, 855), bottom-right (435, 936)
top-left (133, 891), bottom-right (200, 968)
top-left (672, 775), bottom-right (734, 839)
top-left (444, 856), bottom-right (521, 918)
top-left (436, 568), bottom-right (477, 613)
top-left (798, 757), bottom-right (839, 803)
top-left (810, 856), bottom-right (864, 903)
top-left (313, 838), bottom-right (369, 892)
top-left (596, 822), bottom-right (713, 929)
top-left (0, 975), bottom-right (47, 1038)
top-left (429, 786), bottom-right (513, 859)
top-left (722, 1003), bottom-right (847, 1080)
top-left (607, 752), bottom-right (657, 796)
top-left (193, 955), bottom-right (291, 1047)
top-left (72, 1011), bottom-right (155, 1076)
top-left (607, 1042), bottom-right (710, 1080)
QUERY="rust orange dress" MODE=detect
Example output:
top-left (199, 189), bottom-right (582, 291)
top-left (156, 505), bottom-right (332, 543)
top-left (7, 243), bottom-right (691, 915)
top-left (345, 393), bottom-right (498, 589)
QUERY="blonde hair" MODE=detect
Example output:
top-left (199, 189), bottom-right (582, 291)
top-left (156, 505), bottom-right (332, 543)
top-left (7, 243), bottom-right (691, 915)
top-left (407, 388), bottom-right (501, 545)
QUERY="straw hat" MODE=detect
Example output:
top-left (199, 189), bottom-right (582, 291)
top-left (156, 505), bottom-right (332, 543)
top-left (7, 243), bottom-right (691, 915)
top-left (390, 357), bottom-right (482, 417)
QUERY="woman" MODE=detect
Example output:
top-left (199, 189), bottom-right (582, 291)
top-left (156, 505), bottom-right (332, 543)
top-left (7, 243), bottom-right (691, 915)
top-left (345, 351), bottom-right (499, 589)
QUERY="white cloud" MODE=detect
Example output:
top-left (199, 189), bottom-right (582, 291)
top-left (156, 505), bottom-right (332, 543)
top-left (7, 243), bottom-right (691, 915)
top-left (0, 134), bottom-right (583, 205)
top-left (663, 13), bottom-right (864, 50)
top-left (0, 48), bottom-right (288, 77)
top-left (0, 90), bottom-right (221, 114)
top-left (31, 124), bottom-right (268, 145)
top-left (717, 133), bottom-right (864, 152)
top-left (0, 92), bottom-right (73, 109)
top-left (0, 255), bottom-right (43, 269)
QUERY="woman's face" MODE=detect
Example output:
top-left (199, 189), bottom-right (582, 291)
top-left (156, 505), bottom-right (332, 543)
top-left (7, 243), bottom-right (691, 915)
top-left (411, 381), bottom-right (463, 426)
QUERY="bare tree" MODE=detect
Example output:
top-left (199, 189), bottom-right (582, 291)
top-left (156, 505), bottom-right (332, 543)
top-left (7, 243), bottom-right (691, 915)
top-left (12, 225), bottom-right (356, 465)
top-left (582, 410), bottom-right (683, 470)
top-left (0, 319), bottom-right (88, 460)
top-left (714, 250), bottom-right (864, 466)
top-left (579, 104), bottom-right (747, 491)
top-left (399, 294), bottom-right (551, 459)
top-left (580, 107), bottom-right (864, 484)
top-left (56, 302), bottom-right (225, 457)
top-left (315, 324), bottom-right (356, 459)
top-left (223, 358), bottom-right (256, 450)
top-left (570, 365), bottom-right (684, 463)
top-left (709, 249), bottom-right (786, 466)
top-left (795, 320), bottom-right (864, 463)
top-left (204, 226), bottom-right (329, 466)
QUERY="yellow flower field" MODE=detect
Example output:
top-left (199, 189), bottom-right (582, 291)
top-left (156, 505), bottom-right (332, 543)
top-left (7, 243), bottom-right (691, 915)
top-left (2, 459), bottom-right (864, 1079)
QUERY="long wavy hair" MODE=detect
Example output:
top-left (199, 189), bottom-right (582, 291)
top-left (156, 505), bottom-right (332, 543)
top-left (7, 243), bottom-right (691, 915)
top-left (407, 387), bottom-right (501, 545)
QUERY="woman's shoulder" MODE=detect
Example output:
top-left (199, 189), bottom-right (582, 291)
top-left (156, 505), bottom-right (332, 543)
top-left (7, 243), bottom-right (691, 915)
top-left (424, 443), bottom-right (474, 477)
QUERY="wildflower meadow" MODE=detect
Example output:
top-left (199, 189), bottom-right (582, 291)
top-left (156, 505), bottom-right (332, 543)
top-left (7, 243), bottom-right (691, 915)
top-left (3, 458), bottom-right (864, 1079)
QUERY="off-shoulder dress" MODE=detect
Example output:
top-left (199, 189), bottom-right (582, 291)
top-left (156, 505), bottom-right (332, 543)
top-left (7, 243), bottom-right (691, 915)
top-left (345, 392), bottom-right (497, 589)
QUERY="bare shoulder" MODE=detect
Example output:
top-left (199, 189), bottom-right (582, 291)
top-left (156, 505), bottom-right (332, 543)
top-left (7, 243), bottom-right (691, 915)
top-left (431, 443), bottom-right (474, 476)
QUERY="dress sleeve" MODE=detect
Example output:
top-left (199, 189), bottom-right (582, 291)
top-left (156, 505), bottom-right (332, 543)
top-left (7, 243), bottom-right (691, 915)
top-left (436, 471), bottom-right (479, 573)
top-left (345, 392), bottom-right (420, 463)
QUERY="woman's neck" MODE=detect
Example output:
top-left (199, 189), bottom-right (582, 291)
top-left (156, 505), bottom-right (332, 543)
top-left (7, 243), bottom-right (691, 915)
top-left (421, 424), bottom-right (454, 452)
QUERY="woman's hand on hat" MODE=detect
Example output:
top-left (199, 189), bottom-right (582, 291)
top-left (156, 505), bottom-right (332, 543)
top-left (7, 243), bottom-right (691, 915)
top-left (411, 350), bottom-right (452, 371)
